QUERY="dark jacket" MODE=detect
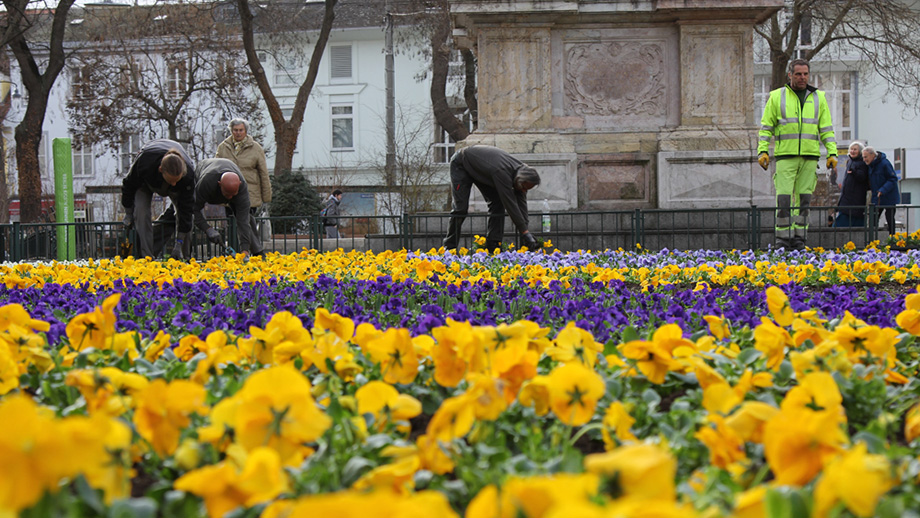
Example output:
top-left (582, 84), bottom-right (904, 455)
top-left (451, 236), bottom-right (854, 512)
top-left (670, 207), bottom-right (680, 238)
top-left (323, 195), bottom-right (341, 226)
top-left (868, 151), bottom-right (900, 206)
top-left (452, 145), bottom-right (530, 233)
top-left (192, 158), bottom-right (255, 252)
top-left (121, 139), bottom-right (196, 233)
top-left (837, 154), bottom-right (870, 217)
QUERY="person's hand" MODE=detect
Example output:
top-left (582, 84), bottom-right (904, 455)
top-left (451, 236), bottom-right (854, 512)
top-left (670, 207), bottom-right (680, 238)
top-left (123, 211), bottom-right (135, 230)
top-left (172, 232), bottom-right (187, 260)
top-left (757, 153), bottom-right (770, 171)
top-left (826, 156), bottom-right (838, 170)
top-left (522, 233), bottom-right (539, 249)
top-left (205, 227), bottom-right (222, 245)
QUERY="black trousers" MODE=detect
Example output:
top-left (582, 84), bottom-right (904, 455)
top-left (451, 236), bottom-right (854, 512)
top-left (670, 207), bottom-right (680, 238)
top-left (876, 206), bottom-right (896, 235)
top-left (443, 159), bottom-right (506, 249)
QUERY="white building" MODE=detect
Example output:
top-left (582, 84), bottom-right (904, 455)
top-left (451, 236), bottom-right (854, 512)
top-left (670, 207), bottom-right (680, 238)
top-left (753, 4), bottom-right (920, 232)
top-left (1, 0), bottom-right (454, 223)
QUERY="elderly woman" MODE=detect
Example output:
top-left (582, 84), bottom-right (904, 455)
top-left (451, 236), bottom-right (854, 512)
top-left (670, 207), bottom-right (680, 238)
top-left (216, 118), bottom-right (272, 245)
top-left (833, 141), bottom-right (870, 228)
top-left (121, 139), bottom-right (195, 259)
top-left (864, 146), bottom-right (901, 235)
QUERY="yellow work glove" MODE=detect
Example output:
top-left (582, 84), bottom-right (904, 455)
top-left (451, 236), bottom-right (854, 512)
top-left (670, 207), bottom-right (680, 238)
top-left (757, 153), bottom-right (770, 171)
top-left (826, 156), bottom-right (838, 170)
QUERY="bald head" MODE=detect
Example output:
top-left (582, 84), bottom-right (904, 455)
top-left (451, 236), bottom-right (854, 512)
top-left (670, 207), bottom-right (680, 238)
top-left (219, 171), bottom-right (241, 198)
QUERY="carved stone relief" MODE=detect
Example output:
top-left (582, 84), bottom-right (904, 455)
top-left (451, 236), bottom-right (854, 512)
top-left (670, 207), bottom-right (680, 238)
top-left (563, 40), bottom-right (668, 127)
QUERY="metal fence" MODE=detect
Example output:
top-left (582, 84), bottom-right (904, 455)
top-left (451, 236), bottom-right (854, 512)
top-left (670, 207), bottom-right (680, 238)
top-left (0, 204), bottom-right (910, 262)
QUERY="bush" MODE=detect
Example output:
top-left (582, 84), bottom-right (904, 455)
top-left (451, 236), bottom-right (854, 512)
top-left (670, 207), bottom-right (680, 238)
top-left (270, 170), bottom-right (322, 234)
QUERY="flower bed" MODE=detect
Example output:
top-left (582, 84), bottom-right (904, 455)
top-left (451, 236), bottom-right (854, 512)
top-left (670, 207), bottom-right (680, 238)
top-left (2, 247), bottom-right (920, 517)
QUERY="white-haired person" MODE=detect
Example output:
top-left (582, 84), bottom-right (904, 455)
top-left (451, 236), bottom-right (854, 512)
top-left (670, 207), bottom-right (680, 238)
top-left (216, 117), bottom-right (271, 246)
top-left (833, 141), bottom-right (870, 228)
top-left (442, 145), bottom-right (542, 251)
top-left (863, 146), bottom-right (901, 235)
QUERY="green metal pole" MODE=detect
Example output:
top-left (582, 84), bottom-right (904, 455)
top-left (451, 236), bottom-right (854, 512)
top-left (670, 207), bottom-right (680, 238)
top-left (52, 138), bottom-right (75, 261)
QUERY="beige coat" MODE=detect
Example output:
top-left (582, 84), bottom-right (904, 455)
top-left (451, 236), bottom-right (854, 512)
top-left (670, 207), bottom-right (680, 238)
top-left (216, 135), bottom-right (272, 208)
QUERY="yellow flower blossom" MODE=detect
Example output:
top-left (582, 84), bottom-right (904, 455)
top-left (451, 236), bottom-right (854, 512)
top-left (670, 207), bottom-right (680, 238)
top-left (813, 443), bottom-right (894, 518)
top-left (546, 362), bottom-right (605, 426)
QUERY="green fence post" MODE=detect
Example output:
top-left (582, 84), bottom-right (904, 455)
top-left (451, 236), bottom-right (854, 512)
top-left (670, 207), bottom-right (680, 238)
top-left (227, 215), bottom-right (239, 252)
top-left (312, 214), bottom-right (322, 251)
top-left (402, 213), bottom-right (411, 251)
top-left (52, 138), bottom-right (76, 261)
top-left (11, 221), bottom-right (20, 262)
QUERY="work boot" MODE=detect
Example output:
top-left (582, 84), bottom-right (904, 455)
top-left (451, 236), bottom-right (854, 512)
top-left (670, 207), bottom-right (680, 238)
top-left (485, 239), bottom-right (502, 252)
top-left (792, 237), bottom-right (807, 251)
top-left (775, 237), bottom-right (794, 250)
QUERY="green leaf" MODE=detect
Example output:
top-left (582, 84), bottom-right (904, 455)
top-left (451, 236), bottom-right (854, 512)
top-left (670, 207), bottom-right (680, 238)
top-left (621, 326), bottom-right (639, 343)
top-left (642, 388), bottom-right (661, 407)
top-left (737, 348), bottom-right (762, 366)
top-left (108, 498), bottom-right (158, 518)
top-left (853, 431), bottom-right (887, 454)
top-left (341, 456), bottom-right (375, 486)
top-left (73, 475), bottom-right (105, 514)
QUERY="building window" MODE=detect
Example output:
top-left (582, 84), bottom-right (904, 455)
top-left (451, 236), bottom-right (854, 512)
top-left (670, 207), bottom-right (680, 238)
top-left (72, 137), bottom-right (94, 178)
top-left (167, 59), bottom-right (187, 99)
top-left (331, 104), bottom-right (354, 150)
top-left (330, 45), bottom-right (352, 83)
top-left (433, 109), bottom-right (474, 164)
top-left (812, 71), bottom-right (854, 145)
top-left (274, 54), bottom-right (301, 87)
top-left (120, 134), bottom-right (140, 173)
top-left (71, 66), bottom-right (91, 99)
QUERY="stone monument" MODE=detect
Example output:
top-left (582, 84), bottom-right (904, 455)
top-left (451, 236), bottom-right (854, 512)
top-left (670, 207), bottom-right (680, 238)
top-left (450, 0), bottom-right (784, 211)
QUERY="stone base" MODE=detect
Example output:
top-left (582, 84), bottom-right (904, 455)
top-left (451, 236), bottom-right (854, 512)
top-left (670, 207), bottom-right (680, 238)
top-left (657, 150), bottom-right (774, 209)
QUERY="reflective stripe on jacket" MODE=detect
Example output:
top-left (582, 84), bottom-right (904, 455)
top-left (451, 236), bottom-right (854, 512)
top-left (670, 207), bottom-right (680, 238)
top-left (758, 85), bottom-right (837, 158)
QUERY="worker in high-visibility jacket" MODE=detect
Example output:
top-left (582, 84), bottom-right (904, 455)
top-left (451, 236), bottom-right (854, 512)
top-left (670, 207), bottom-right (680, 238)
top-left (758, 58), bottom-right (838, 250)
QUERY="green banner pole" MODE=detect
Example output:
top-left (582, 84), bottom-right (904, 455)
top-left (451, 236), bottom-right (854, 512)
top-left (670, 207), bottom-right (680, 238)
top-left (52, 138), bottom-right (75, 261)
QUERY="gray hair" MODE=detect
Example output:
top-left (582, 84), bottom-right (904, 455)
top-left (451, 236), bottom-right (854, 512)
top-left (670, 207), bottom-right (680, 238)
top-left (228, 118), bottom-right (249, 132)
top-left (863, 146), bottom-right (877, 157)
top-left (516, 165), bottom-right (541, 186)
top-left (849, 141), bottom-right (864, 152)
top-left (789, 58), bottom-right (810, 73)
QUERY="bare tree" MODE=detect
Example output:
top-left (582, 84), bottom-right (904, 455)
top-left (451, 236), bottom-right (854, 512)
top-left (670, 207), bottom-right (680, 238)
top-left (65, 2), bottom-right (262, 159)
top-left (235, 0), bottom-right (338, 176)
top-left (419, 0), bottom-right (476, 143)
top-left (757, 1), bottom-right (920, 107)
top-left (1, 0), bottom-right (77, 223)
top-left (375, 102), bottom-right (448, 216)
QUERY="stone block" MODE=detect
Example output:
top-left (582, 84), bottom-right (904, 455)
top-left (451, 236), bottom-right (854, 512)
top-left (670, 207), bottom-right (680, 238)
top-left (478, 28), bottom-right (553, 131)
top-left (679, 24), bottom-right (753, 126)
top-left (657, 150), bottom-right (774, 209)
top-left (578, 153), bottom-right (655, 209)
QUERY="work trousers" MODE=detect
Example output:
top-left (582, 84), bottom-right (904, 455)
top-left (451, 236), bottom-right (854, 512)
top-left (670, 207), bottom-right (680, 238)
top-left (774, 156), bottom-right (817, 248)
top-left (443, 159), bottom-right (506, 250)
top-left (132, 187), bottom-right (189, 259)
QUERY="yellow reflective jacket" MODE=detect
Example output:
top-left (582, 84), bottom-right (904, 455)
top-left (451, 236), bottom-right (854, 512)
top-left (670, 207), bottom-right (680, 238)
top-left (758, 84), bottom-right (836, 158)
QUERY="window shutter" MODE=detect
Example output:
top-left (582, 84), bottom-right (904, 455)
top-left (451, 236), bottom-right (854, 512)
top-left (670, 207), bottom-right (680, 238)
top-left (330, 45), bottom-right (352, 79)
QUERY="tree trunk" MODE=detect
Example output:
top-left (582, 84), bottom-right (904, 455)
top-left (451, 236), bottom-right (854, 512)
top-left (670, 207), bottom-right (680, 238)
top-left (771, 49), bottom-right (789, 90)
top-left (462, 49), bottom-right (478, 130)
top-left (14, 123), bottom-right (41, 222)
top-left (430, 10), bottom-right (469, 142)
top-left (4, 0), bottom-right (76, 223)
top-left (273, 121), bottom-right (297, 174)
top-left (236, 0), bottom-right (337, 177)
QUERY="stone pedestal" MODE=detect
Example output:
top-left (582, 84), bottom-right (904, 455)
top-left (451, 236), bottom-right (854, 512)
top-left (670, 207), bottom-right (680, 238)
top-left (451, 0), bottom-right (783, 211)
